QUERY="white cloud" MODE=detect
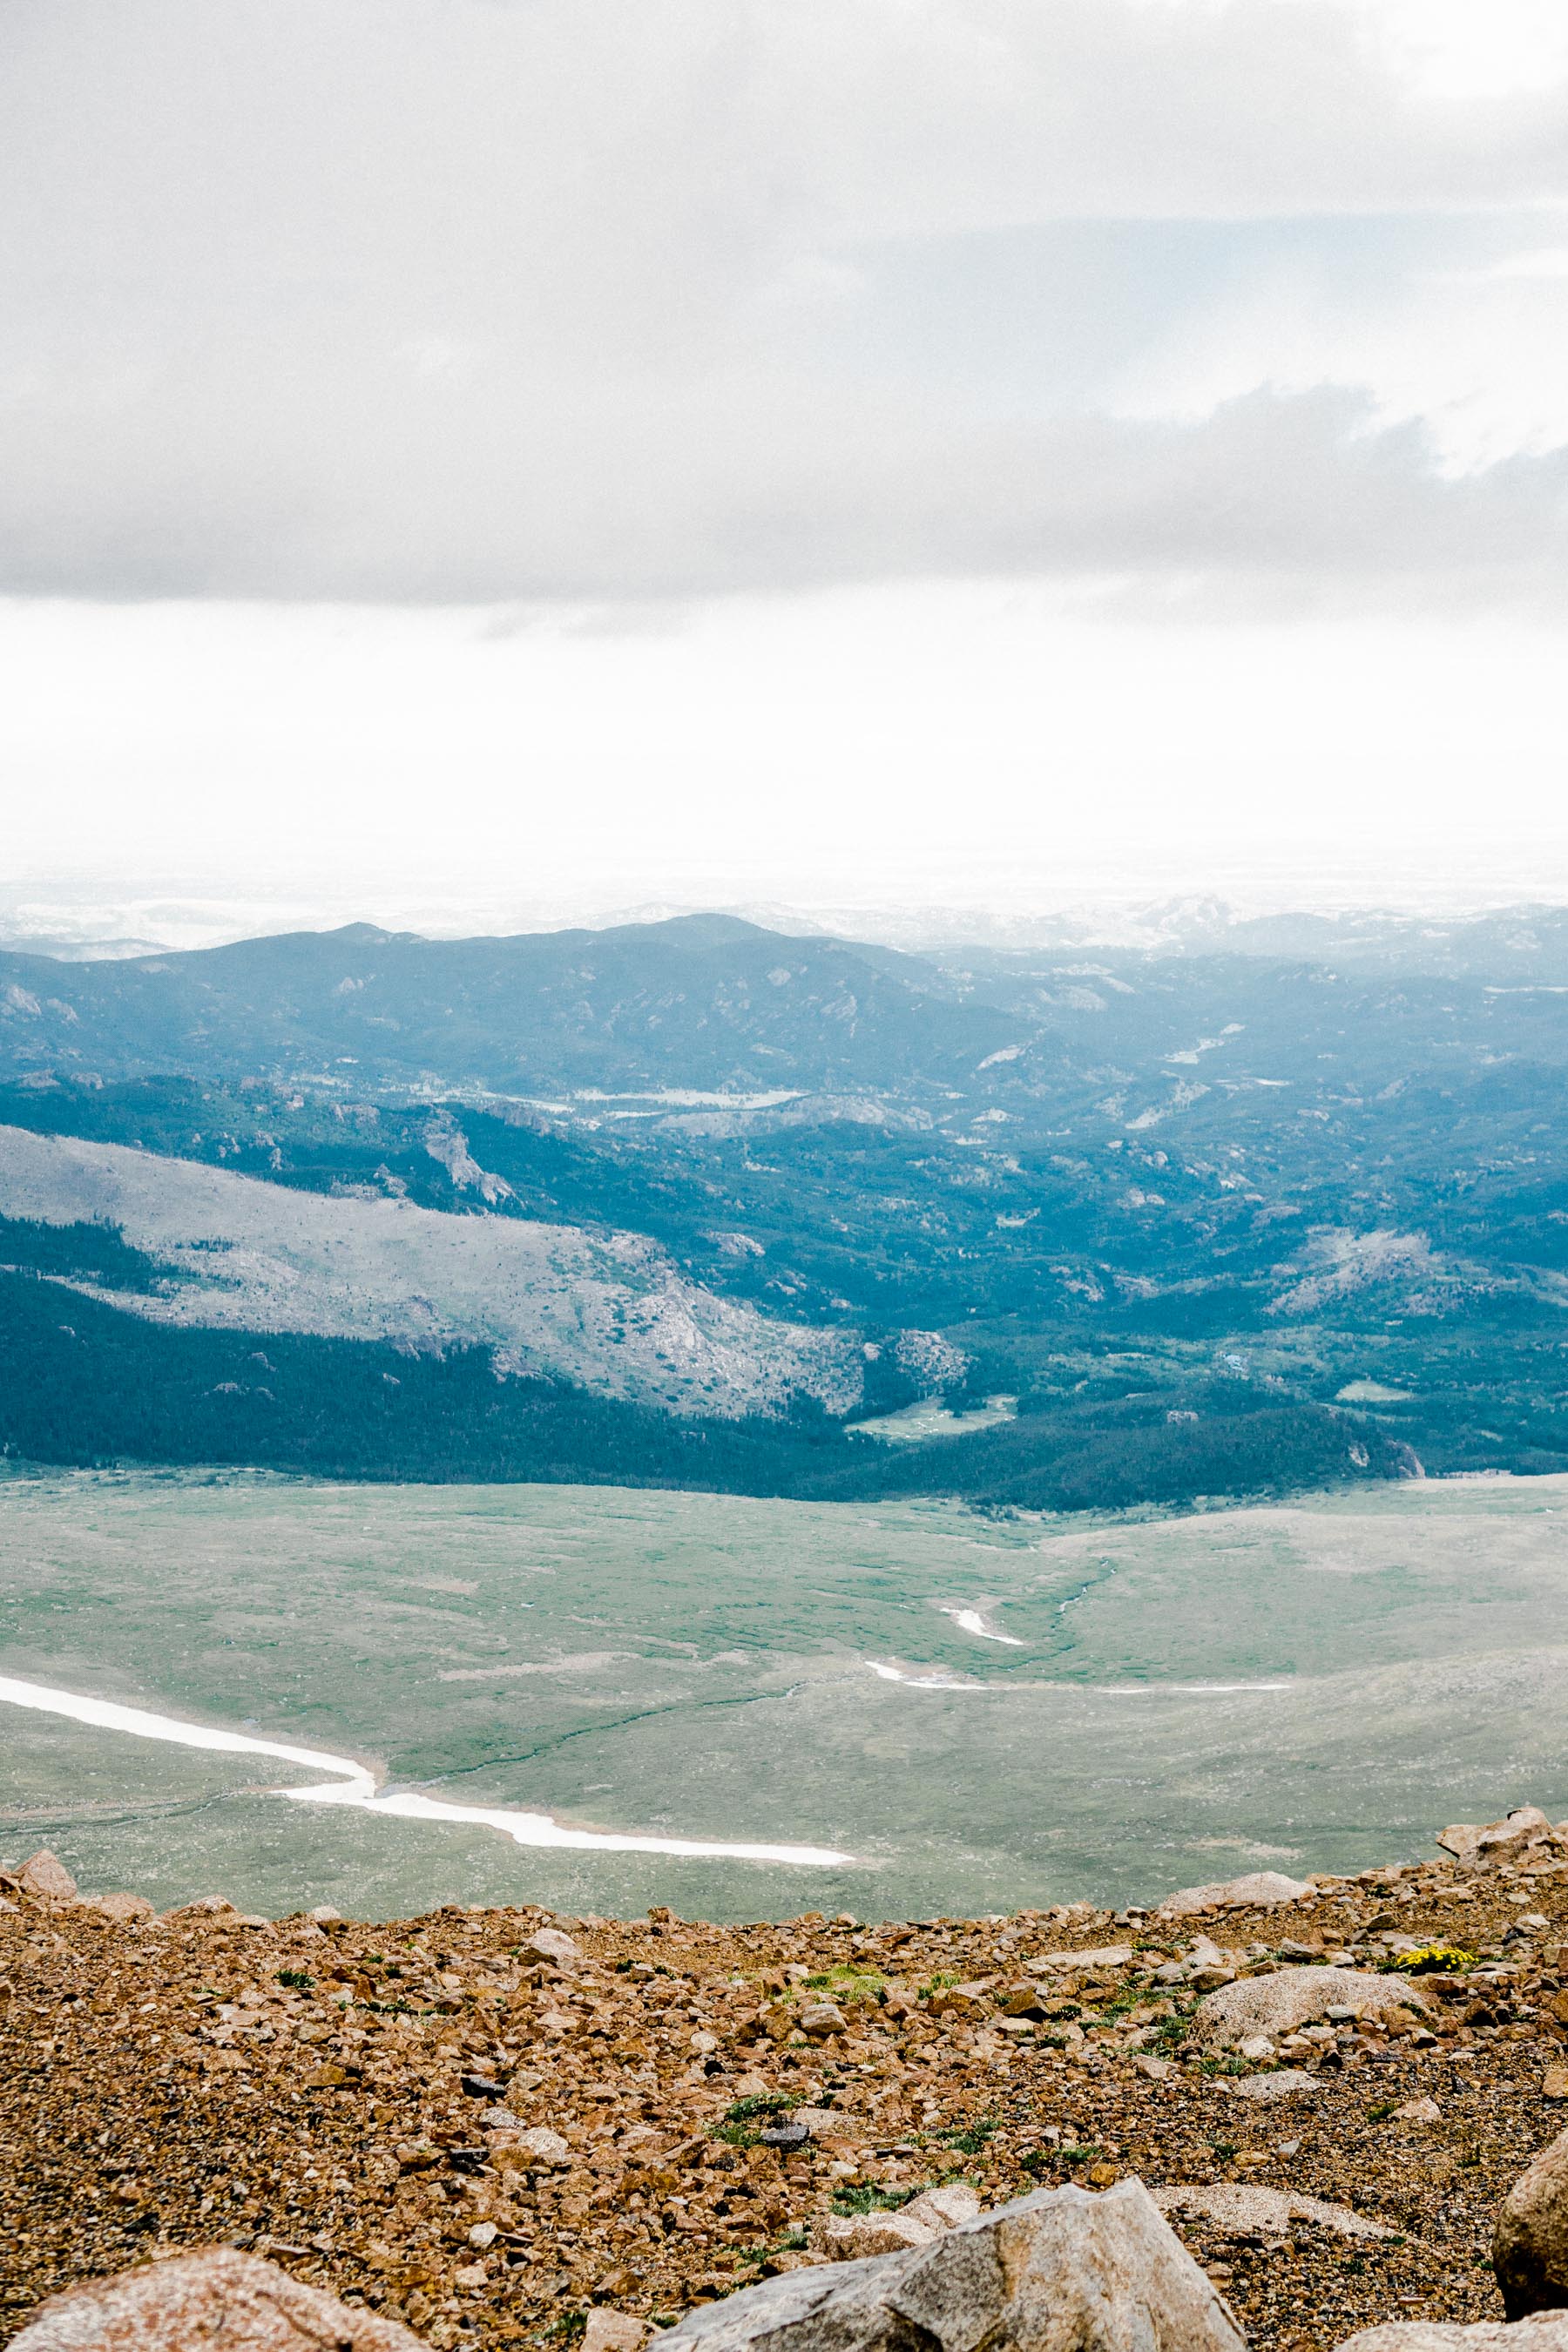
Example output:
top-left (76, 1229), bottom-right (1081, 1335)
top-left (0, 0), bottom-right (1565, 607)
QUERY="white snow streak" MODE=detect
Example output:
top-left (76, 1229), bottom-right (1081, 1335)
top-left (0, 1675), bottom-right (850, 1866)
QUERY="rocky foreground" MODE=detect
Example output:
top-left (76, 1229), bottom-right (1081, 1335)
top-left (5, 1810), bottom-right (1568, 2350)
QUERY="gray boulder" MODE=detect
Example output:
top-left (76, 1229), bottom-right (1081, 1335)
top-left (1195, 1965), bottom-right (1433, 2048)
top-left (1496, 2128), bottom-right (1568, 2317)
top-left (524, 1927), bottom-right (582, 1966)
top-left (1154, 2186), bottom-right (1392, 2242)
top-left (1338, 2322), bottom-right (1568, 2352)
top-left (660, 2179), bottom-right (1243, 2352)
top-left (1158, 1871), bottom-right (1312, 1918)
top-left (12, 2248), bottom-right (424, 2352)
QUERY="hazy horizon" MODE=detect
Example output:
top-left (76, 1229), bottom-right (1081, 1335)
top-left (4, 1), bottom-right (1566, 918)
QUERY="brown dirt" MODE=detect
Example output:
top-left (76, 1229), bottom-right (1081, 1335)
top-left (2, 1852), bottom-right (1566, 2351)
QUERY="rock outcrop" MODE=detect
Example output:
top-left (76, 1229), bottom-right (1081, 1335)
top-left (11, 2248), bottom-right (425, 2352)
top-left (1159, 1872), bottom-right (1313, 1918)
top-left (659, 2180), bottom-right (1245, 2352)
top-left (1436, 1810), bottom-right (1566, 1872)
top-left (1195, 1965), bottom-right (1434, 2049)
top-left (10, 1850), bottom-right (78, 1904)
top-left (1153, 2186), bottom-right (1394, 2243)
top-left (1495, 2128), bottom-right (1568, 2318)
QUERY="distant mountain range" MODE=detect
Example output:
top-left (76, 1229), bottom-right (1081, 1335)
top-left (4, 903), bottom-right (1568, 1506)
top-left (0, 914), bottom-right (1025, 1096)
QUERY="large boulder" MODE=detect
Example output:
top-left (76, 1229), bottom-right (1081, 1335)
top-left (1158, 1872), bottom-right (1312, 1918)
top-left (11, 1850), bottom-right (78, 1904)
top-left (1496, 2127), bottom-right (1568, 2317)
top-left (1194, 1965), bottom-right (1433, 2049)
top-left (11, 2247), bottom-right (425, 2352)
top-left (1338, 2323), bottom-right (1568, 2352)
top-left (1436, 1809), bottom-right (1565, 1871)
top-left (660, 2180), bottom-right (1243, 2352)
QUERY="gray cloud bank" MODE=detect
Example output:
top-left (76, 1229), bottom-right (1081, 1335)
top-left (3, 0), bottom-right (1567, 609)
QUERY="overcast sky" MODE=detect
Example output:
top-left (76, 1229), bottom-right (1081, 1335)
top-left (4, 0), bottom-right (1568, 936)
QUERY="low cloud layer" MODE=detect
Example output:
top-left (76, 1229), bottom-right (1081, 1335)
top-left (3, 0), bottom-right (1567, 608)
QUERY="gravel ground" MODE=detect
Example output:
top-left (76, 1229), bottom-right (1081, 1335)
top-left (3, 1843), bottom-right (1566, 2351)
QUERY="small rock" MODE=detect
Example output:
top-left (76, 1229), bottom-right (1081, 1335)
top-left (525, 1927), bottom-right (582, 1966)
top-left (460, 2072), bottom-right (504, 2099)
top-left (14, 1850), bottom-right (78, 1905)
top-left (479, 2107), bottom-right (524, 2132)
top-left (1134, 2057), bottom-right (1173, 2083)
top-left (1392, 2097), bottom-right (1443, 2125)
top-left (1544, 2068), bottom-right (1568, 2104)
top-left (1186, 1937), bottom-right (1228, 1969)
top-left (309, 1904), bottom-right (342, 1923)
top-left (1025, 1943), bottom-right (1135, 1975)
top-left (902, 2184), bottom-right (983, 2232)
top-left (583, 2314), bottom-right (652, 2352)
top-left (1158, 1871), bottom-right (1312, 1918)
top-left (1495, 2126), bottom-right (1568, 2316)
top-left (815, 2210), bottom-right (936, 2261)
top-left (10, 2247), bottom-right (422, 2352)
top-left (492, 2125), bottom-right (571, 2167)
top-left (469, 2221), bottom-right (498, 2248)
top-left (162, 1896), bottom-right (238, 1920)
top-left (87, 1891), bottom-right (156, 1922)
top-left (691, 2030), bottom-right (720, 2055)
top-left (453, 2262), bottom-right (488, 2288)
top-left (799, 2001), bottom-right (848, 2038)
top-left (1237, 2036), bottom-right (1276, 2064)
top-left (760, 2121), bottom-right (811, 2151)
top-left (793, 2107), bottom-right (858, 2139)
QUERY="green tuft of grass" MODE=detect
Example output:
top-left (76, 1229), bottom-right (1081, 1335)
top-left (1058, 2145), bottom-right (1103, 2167)
top-left (941, 2119), bottom-right (998, 2156)
top-left (805, 1966), bottom-right (886, 2004)
top-left (832, 2182), bottom-right (917, 2216)
top-left (276, 1969), bottom-right (315, 1990)
top-left (725, 2092), bottom-right (798, 2123)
